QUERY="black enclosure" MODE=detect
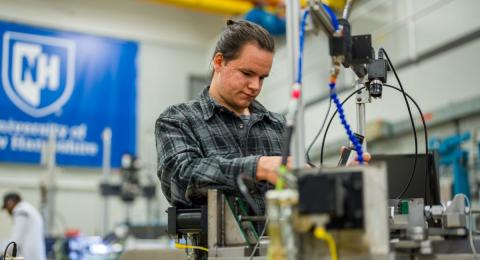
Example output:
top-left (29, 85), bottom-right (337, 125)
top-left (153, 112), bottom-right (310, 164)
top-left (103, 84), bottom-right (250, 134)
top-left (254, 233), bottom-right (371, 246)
top-left (371, 152), bottom-right (441, 205)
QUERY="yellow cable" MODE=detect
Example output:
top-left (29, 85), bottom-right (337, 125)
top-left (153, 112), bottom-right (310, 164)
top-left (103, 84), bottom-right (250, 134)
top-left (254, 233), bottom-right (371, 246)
top-left (175, 243), bottom-right (209, 252)
top-left (313, 227), bottom-right (338, 260)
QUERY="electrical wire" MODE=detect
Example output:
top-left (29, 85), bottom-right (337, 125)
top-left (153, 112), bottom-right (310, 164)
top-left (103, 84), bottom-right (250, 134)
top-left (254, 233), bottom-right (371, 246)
top-left (319, 85), bottom-right (428, 188)
top-left (175, 243), bottom-right (209, 252)
top-left (459, 194), bottom-right (479, 260)
top-left (380, 48), bottom-right (418, 200)
top-left (236, 172), bottom-right (270, 254)
top-left (313, 227), bottom-right (338, 260)
top-left (237, 174), bottom-right (261, 216)
top-left (280, 5), bottom-right (340, 172)
top-left (297, 9), bottom-right (309, 84)
top-left (329, 74), bottom-right (364, 164)
top-left (306, 95), bottom-right (332, 167)
top-left (384, 84), bottom-right (430, 205)
top-left (320, 86), bottom-right (365, 166)
top-left (280, 126), bottom-right (294, 167)
top-left (2, 242), bottom-right (16, 260)
top-left (249, 218), bottom-right (269, 260)
top-left (319, 84), bottom-right (430, 212)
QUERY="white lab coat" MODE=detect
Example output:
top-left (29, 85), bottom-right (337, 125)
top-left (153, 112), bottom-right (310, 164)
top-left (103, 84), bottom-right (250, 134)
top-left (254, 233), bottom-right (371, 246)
top-left (7, 201), bottom-right (46, 260)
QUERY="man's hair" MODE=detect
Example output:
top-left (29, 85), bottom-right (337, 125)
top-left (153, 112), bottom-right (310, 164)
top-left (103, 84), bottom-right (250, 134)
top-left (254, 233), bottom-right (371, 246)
top-left (2, 192), bottom-right (21, 209)
top-left (212, 19), bottom-right (275, 63)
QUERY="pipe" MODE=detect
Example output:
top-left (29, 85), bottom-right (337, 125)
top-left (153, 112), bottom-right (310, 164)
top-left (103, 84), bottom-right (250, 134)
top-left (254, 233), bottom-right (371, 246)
top-left (286, 0), bottom-right (306, 169)
top-left (238, 215), bottom-right (267, 222)
top-left (308, 0), bottom-right (335, 37)
top-left (101, 128), bottom-right (112, 236)
top-left (342, 0), bottom-right (354, 20)
top-left (149, 0), bottom-right (254, 15)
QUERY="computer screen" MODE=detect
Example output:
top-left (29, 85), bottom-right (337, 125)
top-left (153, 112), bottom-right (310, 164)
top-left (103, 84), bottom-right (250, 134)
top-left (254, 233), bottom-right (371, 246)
top-left (371, 152), bottom-right (440, 205)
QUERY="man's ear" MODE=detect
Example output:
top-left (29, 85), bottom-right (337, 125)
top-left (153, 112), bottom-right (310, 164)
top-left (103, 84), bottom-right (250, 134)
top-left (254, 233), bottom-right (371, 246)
top-left (212, 52), bottom-right (224, 72)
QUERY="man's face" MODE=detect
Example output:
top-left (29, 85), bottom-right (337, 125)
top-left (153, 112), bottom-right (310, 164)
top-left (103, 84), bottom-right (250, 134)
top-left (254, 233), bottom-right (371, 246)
top-left (3, 200), bottom-right (15, 216)
top-left (212, 43), bottom-right (273, 114)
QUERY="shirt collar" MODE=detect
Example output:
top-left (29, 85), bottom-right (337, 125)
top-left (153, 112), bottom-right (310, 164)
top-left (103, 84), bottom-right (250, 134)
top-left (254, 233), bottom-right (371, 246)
top-left (198, 86), bottom-right (275, 121)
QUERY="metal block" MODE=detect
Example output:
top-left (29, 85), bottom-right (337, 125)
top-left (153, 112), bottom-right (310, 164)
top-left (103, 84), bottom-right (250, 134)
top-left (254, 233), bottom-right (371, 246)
top-left (442, 213), bottom-right (467, 228)
top-left (355, 86), bottom-right (371, 104)
top-left (390, 214), bottom-right (409, 230)
top-left (443, 194), bottom-right (467, 228)
top-left (208, 190), bottom-right (221, 251)
top-left (208, 190), bottom-right (250, 258)
top-left (408, 198), bottom-right (426, 228)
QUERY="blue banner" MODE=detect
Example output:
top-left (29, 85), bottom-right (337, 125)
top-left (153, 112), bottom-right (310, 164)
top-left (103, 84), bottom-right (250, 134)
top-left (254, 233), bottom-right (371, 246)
top-left (0, 21), bottom-right (137, 168)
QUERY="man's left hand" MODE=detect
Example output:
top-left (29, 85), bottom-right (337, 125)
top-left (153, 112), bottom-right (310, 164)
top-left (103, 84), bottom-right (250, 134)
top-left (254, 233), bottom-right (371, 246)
top-left (340, 146), bottom-right (372, 166)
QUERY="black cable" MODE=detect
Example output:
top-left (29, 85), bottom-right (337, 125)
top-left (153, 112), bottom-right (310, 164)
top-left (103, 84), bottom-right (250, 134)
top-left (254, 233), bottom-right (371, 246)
top-left (320, 87), bottom-right (366, 166)
top-left (385, 84), bottom-right (429, 204)
top-left (237, 174), bottom-right (261, 216)
top-left (319, 85), bottom-right (429, 200)
top-left (306, 95), bottom-right (332, 167)
top-left (3, 241), bottom-right (17, 259)
top-left (236, 174), bottom-right (269, 259)
top-left (380, 48), bottom-right (418, 200)
top-left (281, 125), bottom-right (294, 166)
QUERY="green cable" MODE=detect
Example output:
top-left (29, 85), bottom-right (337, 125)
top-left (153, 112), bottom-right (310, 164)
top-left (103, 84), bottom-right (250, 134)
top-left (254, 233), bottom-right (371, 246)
top-left (275, 165), bottom-right (288, 190)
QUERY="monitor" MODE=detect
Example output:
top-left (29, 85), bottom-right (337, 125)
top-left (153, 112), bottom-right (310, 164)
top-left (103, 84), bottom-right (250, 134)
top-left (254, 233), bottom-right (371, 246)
top-left (370, 152), bottom-right (440, 205)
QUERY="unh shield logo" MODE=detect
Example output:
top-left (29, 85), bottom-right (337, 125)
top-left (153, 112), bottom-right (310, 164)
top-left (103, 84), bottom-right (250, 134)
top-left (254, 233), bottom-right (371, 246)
top-left (2, 31), bottom-right (75, 117)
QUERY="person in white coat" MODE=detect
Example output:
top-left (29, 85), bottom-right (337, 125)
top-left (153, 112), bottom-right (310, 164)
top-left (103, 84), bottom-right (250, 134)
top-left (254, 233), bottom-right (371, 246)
top-left (2, 192), bottom-right (46, 260)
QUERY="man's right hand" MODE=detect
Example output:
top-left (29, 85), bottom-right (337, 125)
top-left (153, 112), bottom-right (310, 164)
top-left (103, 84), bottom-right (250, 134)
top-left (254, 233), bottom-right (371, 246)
top-left (255, 156), bottom-right (292, 184)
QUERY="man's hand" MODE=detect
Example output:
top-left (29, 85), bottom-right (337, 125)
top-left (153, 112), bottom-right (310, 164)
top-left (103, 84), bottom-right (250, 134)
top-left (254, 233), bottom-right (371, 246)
top-left (255, 148), bottom-right (371, 186)
top-left (255, 156), bottom-right (292, 184)
top-left (340, 146), bottom-right (372, 165)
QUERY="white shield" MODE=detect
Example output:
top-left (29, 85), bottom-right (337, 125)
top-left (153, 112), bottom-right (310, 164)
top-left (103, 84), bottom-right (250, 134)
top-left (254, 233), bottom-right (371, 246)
top-left (2, 31), bottom-right (75, 117)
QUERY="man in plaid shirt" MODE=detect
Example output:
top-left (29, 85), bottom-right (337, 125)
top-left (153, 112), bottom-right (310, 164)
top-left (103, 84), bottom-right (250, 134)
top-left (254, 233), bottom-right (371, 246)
top-left (155, 20), bottom-right (289, 210)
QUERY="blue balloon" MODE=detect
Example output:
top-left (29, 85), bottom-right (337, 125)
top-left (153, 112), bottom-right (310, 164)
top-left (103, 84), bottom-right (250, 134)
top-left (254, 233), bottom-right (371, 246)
top-left (245, 8), bottom-right (264, 25)
top-left (245, 8), bottom-right (286, 36)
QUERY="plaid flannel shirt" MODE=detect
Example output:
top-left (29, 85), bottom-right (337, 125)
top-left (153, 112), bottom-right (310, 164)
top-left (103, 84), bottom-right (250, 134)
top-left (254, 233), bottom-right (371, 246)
top-left (155, 86), bottom-right (285, 207)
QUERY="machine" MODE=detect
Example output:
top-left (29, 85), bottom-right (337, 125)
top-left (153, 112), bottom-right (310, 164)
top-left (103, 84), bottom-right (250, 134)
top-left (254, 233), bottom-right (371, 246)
top-left (99, 153), bottom-right (163, 237)
top-left (166, 0), bottom-right (480, 259)
top-left (430, 132), bottom-right (472, 198)
top-left (167, 163), bottom-right (479, 259)
top-left (167, 164), bottom-right (389, 259)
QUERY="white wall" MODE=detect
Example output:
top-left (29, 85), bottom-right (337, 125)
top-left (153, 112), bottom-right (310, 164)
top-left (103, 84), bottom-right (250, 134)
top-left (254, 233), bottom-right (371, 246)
top-left (0, 0), bottom-right (223, 239)
top-left (259, 0), bottom-right (480, 154)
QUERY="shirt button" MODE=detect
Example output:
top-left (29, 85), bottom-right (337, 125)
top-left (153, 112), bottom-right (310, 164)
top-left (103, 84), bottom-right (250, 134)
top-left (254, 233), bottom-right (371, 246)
top-left (239, 124), bottom-right (244, 129)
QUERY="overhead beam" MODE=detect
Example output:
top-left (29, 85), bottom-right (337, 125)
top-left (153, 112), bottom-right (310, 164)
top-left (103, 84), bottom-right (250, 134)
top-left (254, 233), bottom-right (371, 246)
top-left (146, 0), bottom-right (253, 15)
